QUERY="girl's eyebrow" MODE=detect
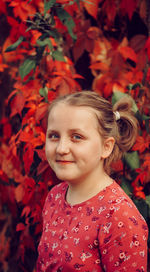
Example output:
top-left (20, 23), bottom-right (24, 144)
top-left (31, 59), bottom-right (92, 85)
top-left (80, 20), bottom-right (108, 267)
top-left (69, 128), bottom-right (84, 133)
top-left (46, 128), bottom-right (86, 135)
top-left (46, 129), bottom-right (58, 133)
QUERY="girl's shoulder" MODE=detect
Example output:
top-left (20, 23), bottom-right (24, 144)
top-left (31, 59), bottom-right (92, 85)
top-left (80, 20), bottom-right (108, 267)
top-left (45, 182), bottom-right (68, 204)
top-left (101, 181), bottom-right (148, 228)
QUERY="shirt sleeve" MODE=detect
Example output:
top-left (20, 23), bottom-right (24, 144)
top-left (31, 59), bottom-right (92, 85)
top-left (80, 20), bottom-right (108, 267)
top-left (98, 200), bottom-right (148, 272)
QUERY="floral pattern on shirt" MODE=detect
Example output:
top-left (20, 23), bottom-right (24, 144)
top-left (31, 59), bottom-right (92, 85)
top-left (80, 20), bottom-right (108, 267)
top-left (37, 181), bottom-right (148, 272)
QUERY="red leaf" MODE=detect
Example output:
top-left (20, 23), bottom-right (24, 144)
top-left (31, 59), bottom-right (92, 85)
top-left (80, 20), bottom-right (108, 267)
top-left (143, 155), bottom-right (150, 171)
top-left (37, 160), bottom-right (50, 175)
top-left (47, 91), bottom-right (57, 102)
top-left (134, 169), bottom-right (147, 185)
top-left (103, 0), bottom-right (118, 25)
top-left (3, 122), bottom-right (12, 140)
top-left (35, 103), bottom-right (48, 123)
top-left (120, 0), bottom-right (138, 20)
top-left (21, 206), bottom-right (31, 218)
top-left (16, 223), bottom-right (26, 231)
top-left (10, 92), bottom-right (25, 117)
top-left (130, 35), bottom-right (147, 53)
top-left (145, 37), bottom-right (150, 61)
top-left (0, 1), bottom-right (6, 14)
top-left (0, 170), bottom-right (9, 183)
top-left (22, 177), bottom-right (36, 205)
top-left (133, 136), bottom-right (149, 153)
top-left (35, 223), bottom-right (42, 235)
top-left (15, 184), bottom-right (24, 202)
top-left (35, 149), bottom-right (47, 161)
top-left (23, 144), bottom-right (34, 174)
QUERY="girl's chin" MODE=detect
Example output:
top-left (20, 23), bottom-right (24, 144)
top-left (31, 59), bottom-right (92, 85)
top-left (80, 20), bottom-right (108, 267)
top-left (55, 173), bottom-right (78, 183)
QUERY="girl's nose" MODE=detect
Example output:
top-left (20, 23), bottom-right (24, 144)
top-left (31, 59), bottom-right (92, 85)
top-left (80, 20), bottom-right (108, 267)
top-left (56, 138), bottom-right (70, 155)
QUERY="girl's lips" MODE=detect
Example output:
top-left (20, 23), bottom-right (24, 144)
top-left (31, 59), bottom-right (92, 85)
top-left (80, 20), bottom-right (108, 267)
top-left (56, 160), bottom-right (74, 164)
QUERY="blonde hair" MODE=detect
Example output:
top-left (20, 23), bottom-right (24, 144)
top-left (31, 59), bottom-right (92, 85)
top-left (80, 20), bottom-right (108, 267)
top-left (48, 91), bottom-right (138, 174)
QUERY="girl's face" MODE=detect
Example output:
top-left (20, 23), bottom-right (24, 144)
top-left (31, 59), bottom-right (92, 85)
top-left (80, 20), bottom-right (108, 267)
top-left (45, 103), bottom-right (114, 184)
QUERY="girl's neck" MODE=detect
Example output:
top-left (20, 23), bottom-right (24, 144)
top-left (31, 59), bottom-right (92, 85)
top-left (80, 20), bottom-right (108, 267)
top-left (66, 172), bottom-right (113, 206)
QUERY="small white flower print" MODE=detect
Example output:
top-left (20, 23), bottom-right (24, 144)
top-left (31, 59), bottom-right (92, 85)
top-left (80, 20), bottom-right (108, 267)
top-left (80, 252), bottom-right (92, 262)
top-left (55, 193), bottom-right (61, 200)
top-left (52, 242), bottom-right (58, 251)
top-left (95, 259), bottom-right (100, 264)
top-left (84, 225), bottom-right (89, 231)
top-left (97, 206), bottom-right (106, 214)
top-left (74, 238), bottom-right (80, 245)
top-left (119, 252), bottom-right (126, 259)
top-left (118, 221), bottom-right (124, 228)
top-left (98, 195), bottom-right (104, 201)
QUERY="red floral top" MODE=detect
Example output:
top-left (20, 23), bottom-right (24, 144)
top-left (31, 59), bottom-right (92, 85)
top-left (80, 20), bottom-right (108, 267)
top-left (37, 181), bottom-right (148, 272)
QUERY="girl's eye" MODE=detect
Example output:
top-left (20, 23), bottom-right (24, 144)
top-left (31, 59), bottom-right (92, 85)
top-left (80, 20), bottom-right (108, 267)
top-left (72, 134), bottom-right (83, 141)
top-left (48, 133), bottom-right (59, 140)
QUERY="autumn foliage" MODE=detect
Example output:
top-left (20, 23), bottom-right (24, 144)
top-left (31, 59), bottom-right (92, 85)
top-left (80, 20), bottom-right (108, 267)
top-left (0, 0), bottom-right (150, 271)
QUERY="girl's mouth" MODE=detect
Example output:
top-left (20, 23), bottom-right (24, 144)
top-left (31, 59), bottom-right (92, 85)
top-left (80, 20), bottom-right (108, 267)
top-left (56, 160), bottom-right (74, 164)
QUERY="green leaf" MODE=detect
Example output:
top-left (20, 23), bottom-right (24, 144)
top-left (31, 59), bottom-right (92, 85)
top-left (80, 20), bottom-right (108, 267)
top-left (5, 36), bottom-right (24, 52)
top-left (112, 91), bottom-right (138, 113)
top-left (44, 0), bottom-right (56, 16)
top-left (39, 29), bottom-right (60, 41)
top-left (127, 82), bottom-right (142, 90)
top-left (124, 151), bottom-right (140, 170)
top-left (52, 50), bottom-right (65, 62)
top-left (39, 87), bottom-right (48, 101)
top-left (146, 195), bottom-right (150, 206)
top-left (66, 18), bottom-right (77, 40)
top-left (19, 59), bottom-right (36, 80)
top-left (37, 38), bottom-right (53, 50)
top-left (120, 178), bottom-right (133, 196)
top-left (56, 7), bottom-right (77, 40)
top-left (81, 0), bottom-right (96, 4)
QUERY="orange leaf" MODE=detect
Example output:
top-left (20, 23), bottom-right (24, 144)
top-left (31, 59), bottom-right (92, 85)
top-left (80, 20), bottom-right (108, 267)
top-left (0, 55), bottom-right (8, 72)
top-left (119, 46), bottom-right (137, 63)
top-left (19, 131), bottom-right (33, 143)
top-left (9, 1), bottom-right (36, 21)
top-left (15, 184), bottom-right (24, 202)
top-left (10, 92), bottom-right (25, 117)
top-left (90, 62), bottom-right (109, 72)
top-left (83, 0), bottom-right (99, 19)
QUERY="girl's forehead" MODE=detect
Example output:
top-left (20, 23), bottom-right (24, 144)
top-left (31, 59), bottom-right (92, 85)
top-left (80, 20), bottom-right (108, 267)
top-left (48, 103), bottom-right (100, 129)
top-left (49, 102), bottom-right (99, 116)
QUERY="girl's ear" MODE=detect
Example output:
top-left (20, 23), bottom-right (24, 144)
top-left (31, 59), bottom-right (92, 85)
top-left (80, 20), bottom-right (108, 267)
top-left (101, 137), bottom-right (115, 159)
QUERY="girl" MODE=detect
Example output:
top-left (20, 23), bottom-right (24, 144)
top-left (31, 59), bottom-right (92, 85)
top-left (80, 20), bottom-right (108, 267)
top-left (37, 91), bottom-right (148, 272)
